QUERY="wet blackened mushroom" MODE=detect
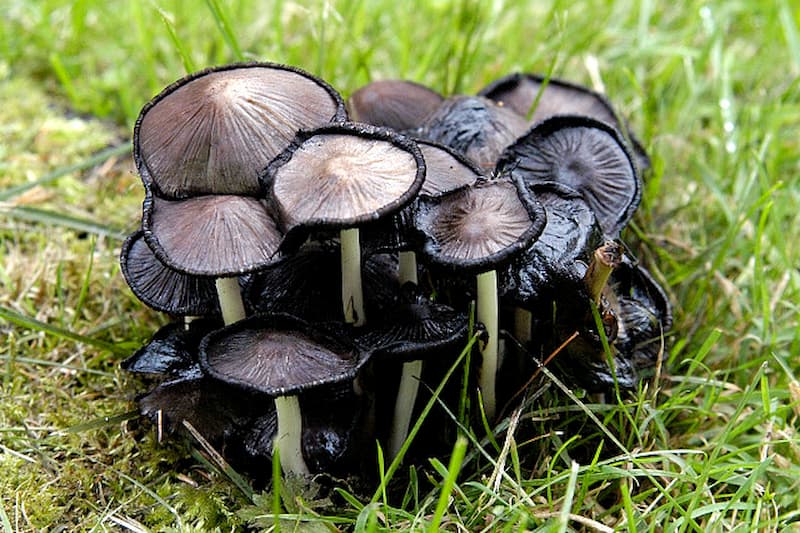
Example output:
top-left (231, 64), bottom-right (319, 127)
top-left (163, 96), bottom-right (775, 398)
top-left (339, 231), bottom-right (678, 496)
top-left (413, 178), bottom-right (546, 419)
top-left (497, 115), bottom-right (641, 236)
top-left (355, 284), bottom-right (469, 458)
top-left (478, 72), bottom-right (650, 171)
top-left (134, 62), bottom-right (346, 199)
top-left (418, 95), bottom-right (529, 170)
top-left (264, 122), bottom-right (425, 326)
top-left (347, 79), bottom-right (444, 132)
top-left (120, 230), bottom-right (218, 317)
top-left (199, 313), bottom-right (366, 475)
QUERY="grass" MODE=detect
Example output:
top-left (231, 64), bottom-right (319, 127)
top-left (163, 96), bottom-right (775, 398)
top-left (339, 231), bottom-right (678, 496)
top-left (1, 0), bottom-right (799, 530)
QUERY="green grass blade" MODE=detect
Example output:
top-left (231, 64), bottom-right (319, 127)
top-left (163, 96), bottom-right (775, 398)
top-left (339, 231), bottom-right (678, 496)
top-left (204, 0), bottom-right (244, 61)
top-left (0, 305), bottom-right (127, 356)
top-left (3, 206), bottom-right (126, 240)
top-left (428, 436), bottom-right (467, 533)
top-left (0, 144), bottom-right (130, 202)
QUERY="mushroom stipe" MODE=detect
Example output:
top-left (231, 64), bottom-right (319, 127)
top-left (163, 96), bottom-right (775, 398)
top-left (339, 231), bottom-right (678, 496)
top-left (121, 63), bottom-right (672, 485)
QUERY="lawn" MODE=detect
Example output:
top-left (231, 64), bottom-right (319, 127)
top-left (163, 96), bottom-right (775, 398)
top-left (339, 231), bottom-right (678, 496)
top-left (1, 0), bottom-right (799, 530)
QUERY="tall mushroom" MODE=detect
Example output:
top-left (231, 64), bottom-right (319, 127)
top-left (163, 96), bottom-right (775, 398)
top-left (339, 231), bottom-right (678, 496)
top-left (412, 178), bottom-right (546, 420)
top-left (348, 79), bottom-right (444, 132)
top-left (263, 122), bottom-right (426, 327)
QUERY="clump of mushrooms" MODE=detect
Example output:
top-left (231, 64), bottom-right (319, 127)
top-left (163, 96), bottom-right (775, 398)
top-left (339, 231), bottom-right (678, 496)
top-left (120, 63), bottom-right (672, 485)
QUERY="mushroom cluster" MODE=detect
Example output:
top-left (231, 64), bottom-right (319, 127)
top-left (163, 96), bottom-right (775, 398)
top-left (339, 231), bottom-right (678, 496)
top-left (121, 63), bottom-right (671, 483)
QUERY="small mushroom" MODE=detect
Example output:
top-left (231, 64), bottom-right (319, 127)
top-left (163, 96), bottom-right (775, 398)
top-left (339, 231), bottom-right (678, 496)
top-left (497, 115), bottom-right (641, 236)
top-left (412, 178), bottom-right (546, 419)
top-left (348, 79), bottom-right (444, 132)
top-left (478, 72), bottom-right (650, 171)
top-left (263, 123), bottom-right (425, 327)
top-left (199, 313), bottom-right (367, 475)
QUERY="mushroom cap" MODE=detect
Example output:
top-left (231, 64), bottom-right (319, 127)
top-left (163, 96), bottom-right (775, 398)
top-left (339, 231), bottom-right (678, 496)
top-left (199, 313), bottom-right (365, 397)
top-left (264, 122), bottom-right (425, 234)
top-left (142, 193), bottom-right (283, 277)
top-left (497, 115), bottom-right (641, 236)
top-left (413, 178), bottom-right (547, 273)
top-left (134, 62), bottom-right (347, 199)
top-left (120, 230), bottom-right (219, 316)
top-left (416, 139), bottom-right (483, 197)
top-left (500, 183), bottom-right (604, 307)
top-left (418, 95), bottom-right (529, 170)
top-left (121, 319), bottom-right (218, 380)
top-left (347, 79), bottom-right (444, 132)
top-left (478, 72), bottom-right (650, 171)
top-left (354, 284), bottom-right (470, 362)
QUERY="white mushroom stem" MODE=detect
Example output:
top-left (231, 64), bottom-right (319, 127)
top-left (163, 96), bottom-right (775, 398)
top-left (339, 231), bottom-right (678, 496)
top-left (477, 269), bottom-right (499, 420)
top-left (216, 277), bottom-right (310, 476)
top-left (214, 277), bottom-right (246, 325)
top-left (387, 251), bottom-right (421, 460)
top-left (388, 359), bottom-right (423, 459)
top-left (340, 228), bottom-right (366, 326)
top-left (273, 396), bottom-right (309, 476)
top-left (513, 307), bottom-right (532, 344)
top-left (183, 315), bottom-right (200, 331)
top-left (398, 250), bottom-right (418, 285)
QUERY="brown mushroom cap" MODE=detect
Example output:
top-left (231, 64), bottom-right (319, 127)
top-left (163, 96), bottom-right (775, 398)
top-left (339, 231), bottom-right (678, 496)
top-left (142, 193), bottom-right (283, 276)
top-left (416, 139), bottom-right (483, 197)
top-left (414, 178), bottom-right (546, 273)
top-left (199, 314), bottom-right (363, 396)
top-left (347, 79), bottom-right (444, 132)
top-left (265, 123), bottom-right (425, 233)
top-left (134, 62), bottom-right (346, 199)
top-left (120, 230), bottom-right (219, 316)
top-left (497, 115), bottom-right (641, 236)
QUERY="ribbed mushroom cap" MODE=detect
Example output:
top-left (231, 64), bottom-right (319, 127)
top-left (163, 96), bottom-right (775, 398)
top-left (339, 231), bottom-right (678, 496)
top-left (134, 62), bottom-right (346, 199)
top-left (120, 230), bottom-right (219, 316)
top-left (416, 139), bottom-right (483, 197)
top-left (479, 72), bottom-right (650, 171)
top-left (121, 319), bottom-right (218, 379)
top-left (265, 123), bottom-right (425, 234)
top-left (497, 115), bottom-right (641, 236)
top-left (418, 95), bottom-right (529, 170)
top-left (347, 80), bottom-right (444, 132)
top-left (199, 314), bottom-right (364, 397)
top-left (413, 178), bottom-right (546, 273)
top-left (142, 193), bottom-right (283, 277)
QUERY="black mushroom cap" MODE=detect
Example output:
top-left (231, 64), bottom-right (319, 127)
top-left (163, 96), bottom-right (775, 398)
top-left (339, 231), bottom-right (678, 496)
top-left (120, 230), bottom-right (219, 316)
top-left (500, 183), bottom-right (604, 308)
top-left (347, 79), bottom-right (444, 132)
top-left (418, 95), bottom-right (529, 170)
top-left (478, 72), bottom-right (650, 171)
top-left (497, 115), bottom-right (641, 236)
top-left (412, 178), bottom-right (547, 274)
top-left (122, 318), bottom-right (219, 380)
top-left (134, 62), bottom-right (347, 199)
top-left (354, 283), bottom-right (470, 362)
top-left (199, 313), bottom-right (367, 397)
top-left (141, 193), bottom-right (283, 277)
top-left (263, 122), bottom-right (426, 238)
